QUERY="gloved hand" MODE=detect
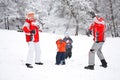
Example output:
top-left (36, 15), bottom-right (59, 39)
top-left (66, 40), bottom-right (69, 43)
top-left (86, 30), bottom-right (92, 37)
top-left (89, 11), bottom-right (96, 18)
top-left (30, 30), bottom-right (35, 34)
top-left (30, 35), bottom-right (33, 41)
top-left (39, 30), bottom-right (42, 32)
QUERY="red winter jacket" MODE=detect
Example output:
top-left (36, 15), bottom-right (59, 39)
top-left (22, 19), bottom-right (40, 42)
top-left (89, 16), bottom-right (105, 42)
top-left (56, 39), bottom-right (66, 52)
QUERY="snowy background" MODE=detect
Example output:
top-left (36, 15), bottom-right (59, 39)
top-left (0, 30), bottom-right (120, 80)
top-left (0, 0), bottom-right (120, 36)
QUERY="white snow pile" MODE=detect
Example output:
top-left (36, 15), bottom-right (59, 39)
top-left (0, 29), bottom-right (120, 80)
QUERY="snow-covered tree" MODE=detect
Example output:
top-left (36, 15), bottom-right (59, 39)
top-left (0, 0), bottom-right (120, 36)
top-left (46, 0), bottom-right (93, 35)
top-left (0, 0), bottom-right (18, 29)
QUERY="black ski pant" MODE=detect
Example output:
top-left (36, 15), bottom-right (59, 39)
top-left (56, 52), bottom-right (65, 65)
top-left (65, 48), bottom-right (72, 59)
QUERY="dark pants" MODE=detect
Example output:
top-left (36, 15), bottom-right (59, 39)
top-left (65, 48), bottom-right (72, 59)
top-left (56, 52), bottom-right (65, 65)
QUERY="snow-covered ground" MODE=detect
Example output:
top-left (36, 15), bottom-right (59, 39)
top-left (0, 29), bottom-right (120, 80)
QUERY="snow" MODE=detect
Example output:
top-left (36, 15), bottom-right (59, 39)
top-left (0, 29), bottom-right (120, 80)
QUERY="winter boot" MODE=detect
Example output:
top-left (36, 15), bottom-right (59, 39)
top-left (68, 54), bottom-right (72, 59)
top-left (61, 60), bottom-right (66, 65)
top-left (35, 62), bottom-right (43, 65)
top-left (84, 65), bottom-right (94, 70)
top-left (61, 61), bottom-right (66, 65)
top-left (55, 63), bottom-right (60, 65)
top-left (100, 59), bottom-right (107, 68)
top-left (26, 63), bottom-right (33, 68)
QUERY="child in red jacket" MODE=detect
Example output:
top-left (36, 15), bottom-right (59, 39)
top-left (56, 38), bottom-right (66, 65)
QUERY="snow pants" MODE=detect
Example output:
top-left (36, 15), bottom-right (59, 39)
top-left (26, 42), bottom-right (41, 65)
top-left (56, 52), bottom-right (65, 65)
top-left (65, 48), bottom-right (72, 59)
top-left (89, 42), bottom-right (105, 65)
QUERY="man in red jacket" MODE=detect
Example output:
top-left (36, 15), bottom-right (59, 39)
top-left (22, 12), bottom-right (43, 68)
top-left (85, 12), bottom-right (107, 70)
